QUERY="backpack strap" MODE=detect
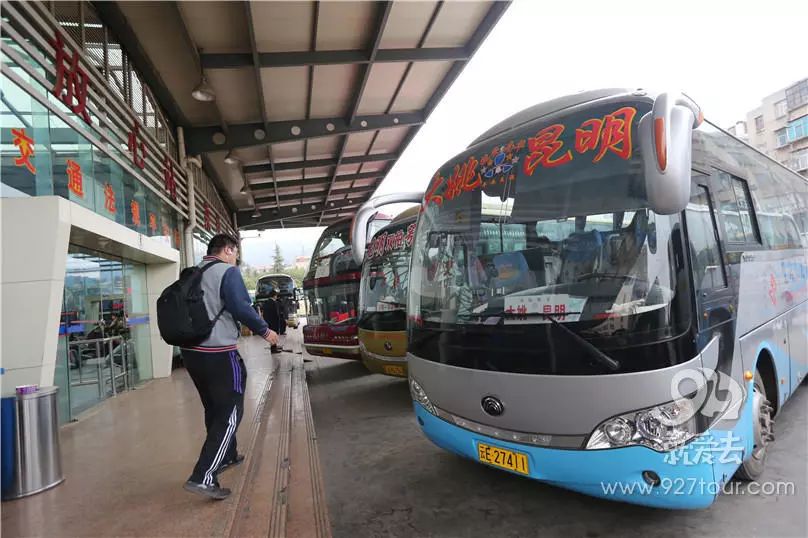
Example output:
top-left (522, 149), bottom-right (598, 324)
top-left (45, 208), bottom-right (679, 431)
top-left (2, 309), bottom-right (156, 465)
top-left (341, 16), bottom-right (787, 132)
top-left (199, 259), bottom-right (227, 325)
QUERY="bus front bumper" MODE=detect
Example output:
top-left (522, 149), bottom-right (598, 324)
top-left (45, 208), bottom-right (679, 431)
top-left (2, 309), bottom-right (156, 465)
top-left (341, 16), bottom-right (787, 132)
top-left (360, 346), bottom-right (408, 377)
top-left (414, 402), bottom-right (751, 510)
top-left (303, 343), bottom-right (361, 360)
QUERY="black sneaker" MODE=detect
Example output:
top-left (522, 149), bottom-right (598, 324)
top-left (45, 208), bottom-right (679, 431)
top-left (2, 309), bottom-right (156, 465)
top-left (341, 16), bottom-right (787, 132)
top-left (183, 480), bottom-right (231, 500)
top-left (217, 453), bottom-right (245, 474)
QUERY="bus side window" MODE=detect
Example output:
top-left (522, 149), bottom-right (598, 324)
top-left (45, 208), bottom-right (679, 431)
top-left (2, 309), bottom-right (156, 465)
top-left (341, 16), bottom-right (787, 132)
top-left (685, 185), bottom-right (727, 291)
top-left (714, 171), bottom-right (761, 245)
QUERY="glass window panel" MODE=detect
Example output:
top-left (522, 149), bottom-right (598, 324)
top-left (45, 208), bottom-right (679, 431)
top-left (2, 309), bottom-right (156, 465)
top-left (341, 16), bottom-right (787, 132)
top-left (685, 185), bottom-right (726, 291)
top-left (52, 114), bottom-right (96, 211)
top-left (1, 73), bottom-right (54, 196)
top-left (715, 172), bottom-right (746, 242)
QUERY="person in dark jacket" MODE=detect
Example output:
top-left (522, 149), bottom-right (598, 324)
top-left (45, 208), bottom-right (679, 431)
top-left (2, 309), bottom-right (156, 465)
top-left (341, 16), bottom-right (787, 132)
top-left (277, 296), bottom-right (288, 336)
top-left (182, 234), bottom-right (278, 500)
top-left (262, 289), bottom-right (283, 353)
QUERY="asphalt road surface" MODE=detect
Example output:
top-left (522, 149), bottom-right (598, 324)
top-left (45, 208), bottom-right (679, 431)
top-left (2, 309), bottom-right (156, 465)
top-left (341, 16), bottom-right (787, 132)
top-left (307, 356), bottom-right (807, 538)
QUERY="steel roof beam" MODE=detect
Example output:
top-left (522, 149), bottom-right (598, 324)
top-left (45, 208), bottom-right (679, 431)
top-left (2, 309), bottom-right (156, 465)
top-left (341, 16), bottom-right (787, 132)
top-left (200, 47), bottom-right (469, 69)
top-left (250, 171), bottom-right (381, 189)
top-left (185, 112), bottom-right (422, 154)
top-left (318, 1), bottom-right (392, 225)
top-left (243, 152), bottom-right (397, 175)
top-left (254, 184), bottom-right (376, 207)
top-left (237, 198), bottom-right (360, 228)
top-left (244, 1), bottom-right (280, 212)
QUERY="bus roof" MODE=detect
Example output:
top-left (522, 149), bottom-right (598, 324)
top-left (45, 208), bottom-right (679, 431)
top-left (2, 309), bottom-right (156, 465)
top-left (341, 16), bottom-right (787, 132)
top-left (258, 273), bottom-right (294, 279)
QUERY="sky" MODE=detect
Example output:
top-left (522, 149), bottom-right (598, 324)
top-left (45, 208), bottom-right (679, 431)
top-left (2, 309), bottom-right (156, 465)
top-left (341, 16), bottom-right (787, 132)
top-left (241, 0), bottom-right (808, 267)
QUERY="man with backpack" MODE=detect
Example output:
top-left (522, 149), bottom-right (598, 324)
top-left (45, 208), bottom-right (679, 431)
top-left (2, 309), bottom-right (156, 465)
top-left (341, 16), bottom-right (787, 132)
top-left (158, 234), bottom-right (278, 500)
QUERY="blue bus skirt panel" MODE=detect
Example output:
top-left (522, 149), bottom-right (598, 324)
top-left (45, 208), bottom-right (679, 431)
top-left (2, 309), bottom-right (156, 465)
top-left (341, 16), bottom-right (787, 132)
top-left (414, 385), bottom-right (754, 510)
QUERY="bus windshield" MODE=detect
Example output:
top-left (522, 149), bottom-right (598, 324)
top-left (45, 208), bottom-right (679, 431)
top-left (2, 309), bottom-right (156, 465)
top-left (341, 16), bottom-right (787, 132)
top-left (358, 220), bottom-right (415, 330)
top-left (407, 99), bottom-right (693, 374)
top-left (312, 223), bottom-right (350, 260)
top-left (306, 281), bottom-right (359, 326)
top-left (256, 275), bottom-right (295, 298)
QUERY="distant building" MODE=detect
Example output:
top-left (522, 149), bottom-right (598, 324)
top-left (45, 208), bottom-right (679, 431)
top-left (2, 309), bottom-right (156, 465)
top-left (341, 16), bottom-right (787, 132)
top-left (739, 78), bottom-right (808, 177)
top-left (726, 121), bottom-right (748, 141)
top-left (294, 255), bottom-right (311, 270)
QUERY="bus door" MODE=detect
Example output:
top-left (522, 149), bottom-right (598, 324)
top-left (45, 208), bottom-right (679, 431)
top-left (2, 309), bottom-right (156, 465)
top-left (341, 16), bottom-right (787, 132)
top-left (684, 173), bottom-right (735, 376)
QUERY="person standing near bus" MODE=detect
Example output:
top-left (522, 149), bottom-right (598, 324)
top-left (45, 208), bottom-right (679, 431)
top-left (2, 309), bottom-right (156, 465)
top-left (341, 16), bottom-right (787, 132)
top-left (261, 289), bottom-right (283, 353)
top-left (182, 234), bottom-right (279, 500)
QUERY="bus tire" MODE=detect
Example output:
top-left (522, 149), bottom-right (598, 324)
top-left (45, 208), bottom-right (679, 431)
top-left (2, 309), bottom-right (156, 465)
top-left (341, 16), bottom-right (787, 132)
top-left (736, 370), bottom-right (775, 481)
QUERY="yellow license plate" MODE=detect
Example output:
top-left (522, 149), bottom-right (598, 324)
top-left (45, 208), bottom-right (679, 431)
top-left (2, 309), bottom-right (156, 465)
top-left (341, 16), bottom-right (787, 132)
top-left (322, 348), bottom-right (333, 355)
top-left (477, 443), bottom-right (529, 475)
top-left (383, 364), bottom-right (406, 376)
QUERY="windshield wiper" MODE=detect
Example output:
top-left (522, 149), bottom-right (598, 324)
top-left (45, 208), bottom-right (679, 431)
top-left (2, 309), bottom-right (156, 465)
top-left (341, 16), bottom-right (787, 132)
top-left (466, 309), bottom-right (620, 372)
top-left (536, 313), bottom-right (620, 372)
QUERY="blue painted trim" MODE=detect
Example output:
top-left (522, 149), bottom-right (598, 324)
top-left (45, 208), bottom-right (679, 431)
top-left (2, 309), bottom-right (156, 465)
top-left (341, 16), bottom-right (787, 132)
top-left (413, 390), bottom-right (756, 510)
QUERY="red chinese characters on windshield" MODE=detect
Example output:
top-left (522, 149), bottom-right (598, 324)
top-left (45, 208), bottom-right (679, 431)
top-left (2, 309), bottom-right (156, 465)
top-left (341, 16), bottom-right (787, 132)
top-left (423, 106), bottom-right (638, 206)
top-left (521, 106), bottom-right (638, 175)
top-left (368, 223), bottom-right (416, 260)
top-left (574, 106), bottom-right (636, 163)
top-left (523, 124), bottom-right (573, 175)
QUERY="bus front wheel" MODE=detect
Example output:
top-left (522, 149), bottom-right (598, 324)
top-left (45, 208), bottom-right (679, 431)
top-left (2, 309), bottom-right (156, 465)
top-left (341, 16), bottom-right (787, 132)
top-left (736, 370), bottom-right (774, 481)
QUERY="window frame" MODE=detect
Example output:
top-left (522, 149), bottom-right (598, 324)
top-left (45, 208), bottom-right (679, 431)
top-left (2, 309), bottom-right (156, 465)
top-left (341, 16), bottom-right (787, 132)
top-left (775, 99), bottom-right (788, 118)
top-left (754, 115), bottom-right (765, 132)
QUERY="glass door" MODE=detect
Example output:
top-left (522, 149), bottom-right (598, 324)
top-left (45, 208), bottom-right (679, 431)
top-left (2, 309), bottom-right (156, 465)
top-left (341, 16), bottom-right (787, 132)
top-left (55, 246), bottom-right (152, 422)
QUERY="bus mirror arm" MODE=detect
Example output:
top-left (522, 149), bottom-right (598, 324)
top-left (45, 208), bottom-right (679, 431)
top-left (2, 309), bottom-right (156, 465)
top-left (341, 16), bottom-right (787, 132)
top-left (639, 92), bottom-right (703, 216)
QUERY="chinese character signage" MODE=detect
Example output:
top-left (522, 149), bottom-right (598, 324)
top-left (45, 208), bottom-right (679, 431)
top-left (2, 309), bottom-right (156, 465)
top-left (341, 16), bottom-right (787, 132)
top-left (130, 200), bottom-right (141, 226)
top-left (66, 159), bottom-right (83, 197)
top-left (368, 222), bottom-right (417, 259)
top-left (163, 155), bottom-right (177, 201)
top-left (127, 121), bottom-right (146, 169)
top-left (12, 128), bottom-right (36, 174)
top-left (104, 183), bottom-right (116, 214)
top-left (423, 105), bottom-right (641, 209)
top-left (49, 31), bottom-right (91, 125)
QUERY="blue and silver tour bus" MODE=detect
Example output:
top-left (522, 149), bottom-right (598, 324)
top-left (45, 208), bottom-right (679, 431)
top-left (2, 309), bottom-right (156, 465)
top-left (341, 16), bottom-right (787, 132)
top-left (406, 88), bottom-right (808, 509)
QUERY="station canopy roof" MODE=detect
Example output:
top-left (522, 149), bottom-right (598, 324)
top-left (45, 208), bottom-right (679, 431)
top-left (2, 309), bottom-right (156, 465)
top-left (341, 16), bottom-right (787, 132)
top-left (104, 1), bottom-right (509, 229)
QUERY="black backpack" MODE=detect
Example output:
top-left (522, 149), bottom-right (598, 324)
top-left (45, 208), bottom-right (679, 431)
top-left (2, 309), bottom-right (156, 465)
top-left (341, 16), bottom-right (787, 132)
top-left (156, 261), bottom-right (225, 347)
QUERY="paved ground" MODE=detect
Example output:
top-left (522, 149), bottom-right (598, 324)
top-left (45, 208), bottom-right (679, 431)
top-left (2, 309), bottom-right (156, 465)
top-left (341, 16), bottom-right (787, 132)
top-left (307, 357), bottom-right (807, 538)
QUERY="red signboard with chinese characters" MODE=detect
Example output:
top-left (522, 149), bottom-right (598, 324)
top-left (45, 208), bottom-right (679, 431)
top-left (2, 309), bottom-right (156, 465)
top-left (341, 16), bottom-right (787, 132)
top-left (49, 31), bottom-right (91, 125)
top-left (103, 183), bottom-right (116, 214)
top-left (11, 128), bottom-right (36, 174)
top-left (130, 200), bottom-right (141, 226)
top-left (66, 159), bottom-right (84, 197)
top-left (128, 121), bottom-right (147, 169)
top-left (163, 155), bottom-right (177, 201)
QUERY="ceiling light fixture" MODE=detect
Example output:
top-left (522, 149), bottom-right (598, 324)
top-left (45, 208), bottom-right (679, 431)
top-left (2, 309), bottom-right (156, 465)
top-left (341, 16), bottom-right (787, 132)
top-left (191, 75), bottom-right (216, 102)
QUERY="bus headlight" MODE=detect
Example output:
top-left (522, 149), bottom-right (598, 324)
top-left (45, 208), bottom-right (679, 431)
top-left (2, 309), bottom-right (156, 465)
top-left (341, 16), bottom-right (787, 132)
top-left (409, 378), bottom-right (436, 415)
top-left (586, 398), bottom-right (698, 452)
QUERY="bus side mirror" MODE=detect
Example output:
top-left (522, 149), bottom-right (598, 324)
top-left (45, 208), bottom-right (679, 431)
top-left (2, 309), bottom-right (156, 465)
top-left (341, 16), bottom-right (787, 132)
top-left (639, 92), bottom-right (703, 215)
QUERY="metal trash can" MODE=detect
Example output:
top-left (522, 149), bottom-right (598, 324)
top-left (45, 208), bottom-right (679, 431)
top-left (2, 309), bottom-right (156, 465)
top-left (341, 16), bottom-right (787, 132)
top-left (2, 386), bottom-right (64, 500)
